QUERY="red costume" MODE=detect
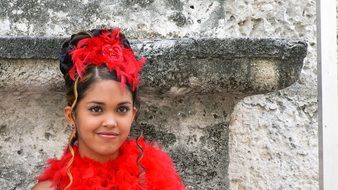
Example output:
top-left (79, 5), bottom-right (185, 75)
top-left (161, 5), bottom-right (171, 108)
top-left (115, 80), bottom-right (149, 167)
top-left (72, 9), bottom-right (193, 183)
top-left (37, 138), bottom-right (185, 190)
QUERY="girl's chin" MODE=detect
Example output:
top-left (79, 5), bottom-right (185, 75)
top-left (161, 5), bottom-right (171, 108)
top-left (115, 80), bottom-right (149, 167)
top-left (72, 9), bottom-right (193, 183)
top-left (79, 139), bottom-right (124, 160)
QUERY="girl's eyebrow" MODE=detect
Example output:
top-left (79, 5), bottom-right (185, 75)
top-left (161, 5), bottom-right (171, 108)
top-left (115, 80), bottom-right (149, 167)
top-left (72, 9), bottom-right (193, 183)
top-left (118, 101), bottom-right (132, 105)
top-left (87, 101), bottom-right (104, 105)
top-left (87, 101), bottom-right (132, 105)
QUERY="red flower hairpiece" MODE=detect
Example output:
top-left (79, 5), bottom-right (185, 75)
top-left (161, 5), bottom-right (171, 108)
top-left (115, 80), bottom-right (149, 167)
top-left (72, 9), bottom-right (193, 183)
top-left (68, 28), bottom-right (146, 91)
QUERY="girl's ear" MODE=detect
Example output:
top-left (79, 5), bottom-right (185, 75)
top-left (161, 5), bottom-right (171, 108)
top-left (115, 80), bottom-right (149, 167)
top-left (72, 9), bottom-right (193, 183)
top-left (64, 106), bottom-right (75, 125)
top-left (132, 107), bottom-right (138, 121)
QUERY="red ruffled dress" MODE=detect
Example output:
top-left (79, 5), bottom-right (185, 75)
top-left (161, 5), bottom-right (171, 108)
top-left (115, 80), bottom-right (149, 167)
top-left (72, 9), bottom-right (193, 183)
top-left (37, 138), bottom-right (185, 190)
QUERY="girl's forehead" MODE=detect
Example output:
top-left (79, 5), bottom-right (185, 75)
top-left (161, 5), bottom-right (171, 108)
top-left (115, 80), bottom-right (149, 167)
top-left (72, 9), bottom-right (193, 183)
top-left (82, 80), bottom-right (133, 102)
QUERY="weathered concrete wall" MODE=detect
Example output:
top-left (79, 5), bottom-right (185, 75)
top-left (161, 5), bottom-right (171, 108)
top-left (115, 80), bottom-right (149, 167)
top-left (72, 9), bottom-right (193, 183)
top-left (0, 0), bottom-right (317, 189)
top-left (226, 1), bottom-right (318, 189)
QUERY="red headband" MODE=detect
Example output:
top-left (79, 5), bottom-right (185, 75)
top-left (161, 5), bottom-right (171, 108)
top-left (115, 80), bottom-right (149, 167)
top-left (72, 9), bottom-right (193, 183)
top-left (68, 28), bottom-right (146, 91)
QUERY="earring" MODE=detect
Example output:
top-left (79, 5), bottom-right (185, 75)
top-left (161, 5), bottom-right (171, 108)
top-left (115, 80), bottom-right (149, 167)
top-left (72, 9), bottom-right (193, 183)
top-left (68, 124), bottom-right (76, 144)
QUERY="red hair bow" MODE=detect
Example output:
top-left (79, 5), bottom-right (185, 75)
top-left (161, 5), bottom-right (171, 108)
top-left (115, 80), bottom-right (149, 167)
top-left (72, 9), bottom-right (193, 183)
top-left (68, 28), bottom-right (146, 91)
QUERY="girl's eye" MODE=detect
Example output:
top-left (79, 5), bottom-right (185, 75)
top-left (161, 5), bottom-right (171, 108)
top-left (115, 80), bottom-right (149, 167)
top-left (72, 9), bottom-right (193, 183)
top-left (117, 106), bottom-right (130, 113)
top-left (89, 106), bottom-right (103, 113)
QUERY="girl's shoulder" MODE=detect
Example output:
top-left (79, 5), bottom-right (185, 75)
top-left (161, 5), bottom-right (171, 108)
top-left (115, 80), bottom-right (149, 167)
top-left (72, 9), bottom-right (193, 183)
top-left (31, 180), bottom-right (54, 190)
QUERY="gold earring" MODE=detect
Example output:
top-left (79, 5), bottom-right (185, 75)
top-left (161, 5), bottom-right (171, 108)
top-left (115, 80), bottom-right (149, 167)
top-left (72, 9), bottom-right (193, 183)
top-left (68, 124), bottom-right (76, 144)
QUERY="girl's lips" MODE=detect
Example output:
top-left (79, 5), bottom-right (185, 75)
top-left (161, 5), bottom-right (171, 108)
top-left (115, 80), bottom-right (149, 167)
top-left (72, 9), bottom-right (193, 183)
top-left (97, 132), bottom-right (119, 139)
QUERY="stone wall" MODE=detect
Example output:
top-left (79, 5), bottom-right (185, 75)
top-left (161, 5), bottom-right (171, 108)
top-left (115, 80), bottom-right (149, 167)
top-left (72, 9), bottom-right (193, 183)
top-left (0, 0), bottom-right (317, 189)
top-left (224, 0), bottom-right (318, 189)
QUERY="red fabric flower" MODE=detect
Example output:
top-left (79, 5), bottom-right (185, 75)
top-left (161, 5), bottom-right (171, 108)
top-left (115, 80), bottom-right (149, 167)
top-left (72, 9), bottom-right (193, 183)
top-left (102, 44), bottom-right (123, 62)
top-left (68, 28), bottom-right (146, 91)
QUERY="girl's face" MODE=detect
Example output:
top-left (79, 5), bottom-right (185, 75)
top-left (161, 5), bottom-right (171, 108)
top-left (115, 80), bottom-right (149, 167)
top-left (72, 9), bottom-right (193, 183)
top-left (64, 79), bottom-right (137, 163)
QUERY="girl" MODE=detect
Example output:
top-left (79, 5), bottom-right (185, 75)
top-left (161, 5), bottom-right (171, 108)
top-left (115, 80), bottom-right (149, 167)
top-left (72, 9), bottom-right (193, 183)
top-left (32, 28), bottom-right (185, 190)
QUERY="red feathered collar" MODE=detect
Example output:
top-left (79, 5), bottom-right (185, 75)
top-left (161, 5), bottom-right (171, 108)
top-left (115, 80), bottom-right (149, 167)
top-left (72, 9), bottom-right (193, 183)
top-left (37, 138), bottom-right (185, 190)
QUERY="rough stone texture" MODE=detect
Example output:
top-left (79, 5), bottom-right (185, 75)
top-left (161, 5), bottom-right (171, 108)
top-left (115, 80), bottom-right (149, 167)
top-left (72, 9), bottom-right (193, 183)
top-left (0, 37), bottom-right (306, 60)
top-left (0, 38), bottom-right (307, 95)
top-left (0, 59), bottom-right (64, 92)
top-left (0, 91), bottom-right (68, 189)
top-left (0, 0), bottom-right (317, 190)
top-left (226, 0), bottom-right (318, 189)
top-left (133, 94), bottom-right (234, 189)
top-left (0, 0), bottom-right (317, 39)
top-left (0, 37), bottom-right (64, 59)
top-left (229, 84), bottom-right (317, 190)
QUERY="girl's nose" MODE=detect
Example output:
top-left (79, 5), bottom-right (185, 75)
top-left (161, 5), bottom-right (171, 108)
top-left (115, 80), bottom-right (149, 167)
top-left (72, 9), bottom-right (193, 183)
top-left (102, 115), bottom-right (117, 128)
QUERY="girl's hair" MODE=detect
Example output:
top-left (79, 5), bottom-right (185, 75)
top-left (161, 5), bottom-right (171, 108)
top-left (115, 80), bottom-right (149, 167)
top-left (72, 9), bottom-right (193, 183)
top-left (60, 29), bottom-right (140, 110)
top-left (59, 28), bottom-right (144, 190)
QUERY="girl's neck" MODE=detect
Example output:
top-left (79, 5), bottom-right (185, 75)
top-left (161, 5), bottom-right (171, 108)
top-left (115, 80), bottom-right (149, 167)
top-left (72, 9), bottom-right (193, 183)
top-left (77, 142), bottom-right (120, 163)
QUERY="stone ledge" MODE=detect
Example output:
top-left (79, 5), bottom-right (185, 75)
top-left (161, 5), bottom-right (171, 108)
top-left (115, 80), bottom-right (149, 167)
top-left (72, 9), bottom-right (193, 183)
top-left (0, 37), bottom-right (307, 59)
top-left (0, 37), bottom-right (64, 59)
top-left (0, 37), bottom-right (307, 95)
